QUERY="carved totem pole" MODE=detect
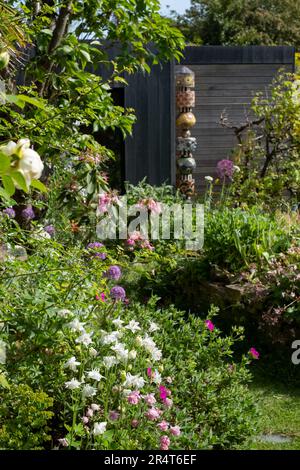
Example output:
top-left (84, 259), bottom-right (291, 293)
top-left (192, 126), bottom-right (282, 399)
top-left (175, 66), bottom-right (197, 199)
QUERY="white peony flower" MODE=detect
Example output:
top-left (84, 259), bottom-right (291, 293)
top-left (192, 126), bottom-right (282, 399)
top-left (65, 378), bottom-right (82, 390)
top-left (93, 422), bottom-right (107, 436)
top-left (82, 384), bottom-right (97, 398)
top-left (125, 320), bottom-right (141, 333)
top-left (17, 147), bottom-right (44, 187)
top-left (64, 356), bottom-right (81, 372)
top-left (87, 369), bottom-right (104, 382)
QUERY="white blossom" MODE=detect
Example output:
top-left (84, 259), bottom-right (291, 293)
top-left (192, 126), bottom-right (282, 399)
top-left (149, 322), bottom-right (159, 333)
top-left (112, 317), bottom-right (124, 328)
top-left (89, 348), bottom-right (98, 357)
top-left (58, 309), bottom-right (72, 318)
top-left (103, 356), bottom-right (118, 369)
top-left (18, 146), bottom-right (44, 187)
top-left (111, 343), bottom-right (129, 361)
top-left (204, 175), bottom-right (213, 182)
top-left (125, 320), bottom-right (141, 333)
top-left (101, 330), bottom-right (122, 345)
top-left (67, 318), bottom-right (85, 332)
top-left (151, 348), bottom-right (162, 361)
top-left (82, 384), bottom-right (97, 398)
top-left (152, 370), bottom-right (162, 385)
top-left (123, 372), bottom-right (145, 390)
top-left (65, 378), bottom-right (82, 390)
top-left (128, 350), bottom-right (137, 360)
top-left (93, 422), bottom-right (107, 436)
top-left (87, 369), bottom-right (104, 382)
top-left (76, 332), bottom-right (93, 346)
top-left (64, 356), bottom-right (81, 372)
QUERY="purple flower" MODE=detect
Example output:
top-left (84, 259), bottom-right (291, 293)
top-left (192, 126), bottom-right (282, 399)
top-left (44, 225), bottom-right (55, 236)
top-left (87, 242), bottom-right (104, 250)
top-left (21, 206), bottom-right (35, 221)
top-left (217, 159), bottom-right (234, 180)
top-left (93, 252), bottom-right (106, 260)
top-left (110, 286), bottom-right (126, 301)
top-left (3, 207), bottom-right (15, 218)
top-left (105, 265), bottom-right (122, 281)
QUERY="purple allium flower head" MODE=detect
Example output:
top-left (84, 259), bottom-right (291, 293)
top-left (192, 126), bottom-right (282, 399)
top-left (105, 265), bottom-right (122, 281)
top-left (44, 225), bottom-right (55, 236)
top-left (217, 159), bottom-right (234, 180)
top-left (3, 207), bottom-right (15, 218)
top-left (93, 252), bottom-right (106, 260)
top-left (87, 242), bottom-right (104, 250)
top-left (110, 286), bottom-right (126, 301)
top-left (21, 206), bottom-right (35, 221)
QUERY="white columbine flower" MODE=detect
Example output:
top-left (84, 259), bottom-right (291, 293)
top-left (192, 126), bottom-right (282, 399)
top-left (87, 369), bottom-right (104, 382)
top-left (58, 309), bottom-right (73, 318)
top-left (128, 350), bottom-right (137, 360)
top-left (111, 343), bottom-right (129, 361)
top-left (152, 370), bottom-right (162, 385)
top-left (149, 322), bottom-right (159, 333)
top-left (93, 422), bottom-right (107, 436)
top-left (89, 348), bottom-right (98, 357)
top-left (76, 332), bottom-right (93, 346)
top-left (65, 378), bottom-right (82, 390)
top-left (82, 384), bottom-right (97, 398)
top-left (112, 317), bottom-right (124, 328)
top-left (67, 318), bottom-right (85, 332)
top-left (123, 372), bottom-right (145, 390)
top-left (151, 348), bottom-right (162, 361)
top-left (103, 356), bottom-right (118, 369)
top-left (64, 356), bottom-right (81, 372)
top-left (125, 320), bottom-right (141, 333)
top-left (101, 330), bottom-right (122, 345)
top-left (205, 175), bottom-right (213, 182)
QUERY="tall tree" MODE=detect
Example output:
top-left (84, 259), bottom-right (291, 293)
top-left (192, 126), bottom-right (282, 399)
top-left (174, 0), bottom-right (300, 46)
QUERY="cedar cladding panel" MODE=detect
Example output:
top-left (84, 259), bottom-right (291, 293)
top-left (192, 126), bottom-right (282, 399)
top-left (179, 63), bottom-right (294, 191)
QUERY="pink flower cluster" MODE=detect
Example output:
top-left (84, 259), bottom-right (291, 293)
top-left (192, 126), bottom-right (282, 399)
top-left (126, 231), bottom-right (154, 251)
top-left (136, 198), bottom-right (162, 215)
top-left (127, 391), bottom-right (141, 405)
top-left (98, 192), bottom-right (120, 214)
top-left (249, 347), bottom-right (260, 359)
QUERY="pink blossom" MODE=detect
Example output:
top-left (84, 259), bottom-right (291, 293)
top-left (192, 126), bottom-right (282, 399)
top-left (160, 435), bottom-right (170, 451)
top-left (95, 292), bottom-right (106, 302)
top-left (82, 416), bottom-right (89, 424)
top-left (170, 425), bottom-right (181, 436)
top-left (86, 408), bottom-right (94, 418)
top-left (159, 386), bottom-right (168, 400)
top-left (144, 393), bottom-right (156, 406)
top-left (147, 367), bottom-right (152, 378)
top-left (163, 398), bottom-right (173, 408)
top-left (131, 419), bottom-right (139, 428)
top-left (58, 438), bottom-right (69, 447)
top-left (109, 410), bottom-right (120, 421)
top-left (205, 319), bottom-right (215, 331)
top-left (157, 421), bottom-right (169, 431)
top-left (91, 403), bottom-right (100, 411)
top-left (249, 347), bottom-right (260, 359)
top-left (126, 238), bottom-right (135, 246)
top-left (127, 391), bottom-right (141, 405)
top-left (166, 377), bottom-right (173, 384)
top-left (145, 407), bottom-right (161, 421)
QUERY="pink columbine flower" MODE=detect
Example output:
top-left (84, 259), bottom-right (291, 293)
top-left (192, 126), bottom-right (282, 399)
top-left (147, 367), bottom-right (152, 378)
top-left (145, 408), bottom-right (161, 421)
top-left (249, 347), bottom-right (260, 359)
top-left (170, 425), bottom-right (181, 436)
top-left (159, 385), bottom-right (168, 400)
top-left (144, 393), bottom-right (156, 406)
top-left (157, 421), bottom-right (169, 431)
top-left (131, 419), bottom-right (139, 428)
top-left (205, 319), bottom-right (215, 331)
top-left (163, 398), bottom-right (173, 409)
top-left (82, 416), bottom-right (89, 425)
top-left (58, 438), bottom-right (69, 447)
top-left (160, 435), bottom-right (170, 451)
top-left (86, 408), bottom-right (94, 418)
top-left (128, 391), bottom-right (141, 405)
top-left (109, 410), bottom-right (120, 421)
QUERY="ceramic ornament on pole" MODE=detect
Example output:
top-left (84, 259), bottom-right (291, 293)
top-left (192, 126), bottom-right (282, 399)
top-left (175, 66), bottom-right (197, 199)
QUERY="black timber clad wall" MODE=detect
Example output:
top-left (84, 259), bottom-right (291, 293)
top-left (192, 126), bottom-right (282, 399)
top-left (124, 61), bottom-right (175, 186)
top-left (180, 46), bottom-right (295, 191)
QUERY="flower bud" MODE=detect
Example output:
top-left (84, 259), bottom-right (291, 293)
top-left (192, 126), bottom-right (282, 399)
top-left (0, 51), bottom-right (10, 70)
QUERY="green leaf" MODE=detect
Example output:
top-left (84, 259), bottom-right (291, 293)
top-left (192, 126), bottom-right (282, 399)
top-left (30, 179), bottom-right (48, 193)
top-left (16, 94), bottom-right (46, 109)
top-left (0, 374), bottom-right (9, 389)
top-left (11, 171), bottom-right (28, 193)
top-left (79, 50), bottom-right (91, 62)
top-left (2, 175), bottom-right (15, 196)
top-left (0, 152), bottom-right (11, 174)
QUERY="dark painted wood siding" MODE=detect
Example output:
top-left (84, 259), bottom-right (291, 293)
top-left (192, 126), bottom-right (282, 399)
top-left (178, 47), bottom-right (295, 191)
top-left (124, 61), bottom-right (175, 186)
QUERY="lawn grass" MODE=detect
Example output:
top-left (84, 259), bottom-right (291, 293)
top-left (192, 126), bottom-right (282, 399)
top-left (246, 361), bottom-right (300, 450)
